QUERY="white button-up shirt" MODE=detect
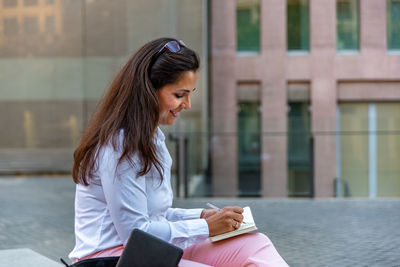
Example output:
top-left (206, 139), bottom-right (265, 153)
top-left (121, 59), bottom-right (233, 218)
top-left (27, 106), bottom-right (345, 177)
top-left (69, 128), bottom-right (209, 260)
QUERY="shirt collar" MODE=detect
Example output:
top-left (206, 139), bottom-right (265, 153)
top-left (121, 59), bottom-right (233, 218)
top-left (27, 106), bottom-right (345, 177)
top-left (154, 127), bottom-right (165, 142)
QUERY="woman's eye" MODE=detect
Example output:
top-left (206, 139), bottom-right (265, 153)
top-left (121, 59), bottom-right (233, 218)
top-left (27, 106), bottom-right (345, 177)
top-left (175, 94), bottom-right (184, 98)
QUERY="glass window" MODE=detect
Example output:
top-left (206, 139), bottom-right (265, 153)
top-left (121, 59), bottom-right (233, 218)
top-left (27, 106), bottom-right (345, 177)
top-left (288, 102), bottom-right (311, 197)
top-left (3, 17), bottom-right (18, 36)
top-left (337, 0), bottom-right (359, 51)
top-left (387, 0), bottom-right (400, 50)
top-left (339, 102), bottom-right (400, 197)
top-left (287, 83), bottom-right (311, 197)
top-left (23, 0), bottom-right (37, 6)
top-left (376, 103), bottom-right (400, 197)
top-left (237, 83), bottom-right (261, 196)
top-left (45, 16), bottom-right (55, 33)
top-left (23, 17), bottom-right (39, 34)
top-left (236, 0), bottom-right (260, 53)
top-left (339, 103), bottom-right (369, 197)
top-left (287, 0), bottom-right (309, 51)
top-left (3, 0), bottom-right (17, 7)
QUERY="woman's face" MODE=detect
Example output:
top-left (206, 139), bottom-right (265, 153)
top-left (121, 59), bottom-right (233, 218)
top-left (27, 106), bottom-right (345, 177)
top-left (157, 70), bottom-right (198, 125)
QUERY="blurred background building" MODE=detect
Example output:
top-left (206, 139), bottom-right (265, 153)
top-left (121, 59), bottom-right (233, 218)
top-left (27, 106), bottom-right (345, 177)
top-left (1, 0), bottom-right (400, 198)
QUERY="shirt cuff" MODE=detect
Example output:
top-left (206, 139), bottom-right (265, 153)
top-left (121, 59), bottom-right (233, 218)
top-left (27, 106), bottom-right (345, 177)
top-left (185, 218), bottom-right (209, 237)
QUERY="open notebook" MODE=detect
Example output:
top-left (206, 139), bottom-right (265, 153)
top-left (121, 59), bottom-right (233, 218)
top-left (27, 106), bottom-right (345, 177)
top-left (210, 206), bottom-right (257, 242)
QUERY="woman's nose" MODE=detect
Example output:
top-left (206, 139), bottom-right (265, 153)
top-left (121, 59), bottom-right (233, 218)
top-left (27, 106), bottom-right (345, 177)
top-left (184, 96), bottom-right (191, 109)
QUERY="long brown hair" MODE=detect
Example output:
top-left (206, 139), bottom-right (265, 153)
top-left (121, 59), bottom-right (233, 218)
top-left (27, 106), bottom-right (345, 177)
top-left (72, 38), bottom-right (200, 185)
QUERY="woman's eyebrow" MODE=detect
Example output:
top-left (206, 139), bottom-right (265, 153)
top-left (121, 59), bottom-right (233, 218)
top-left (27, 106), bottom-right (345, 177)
top-left (177, 88), bottom-right (196, 93)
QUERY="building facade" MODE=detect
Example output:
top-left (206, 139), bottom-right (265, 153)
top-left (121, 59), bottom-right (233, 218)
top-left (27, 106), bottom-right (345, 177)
top-left (211, 0), bottom-right (400, 197)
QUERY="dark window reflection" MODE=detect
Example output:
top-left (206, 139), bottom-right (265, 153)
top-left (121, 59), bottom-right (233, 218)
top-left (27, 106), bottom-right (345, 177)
top-left (287, 0), bottom-right (310, 51)
top-left (236, 0), bottom-right (260, 52)
top-left (388, 0), bottom-right (400, 50)
top-left (3, 17), bottom-right (18, 36)
top-left (23, 17), bottom-right (39, 34)
top-left (23, 0), bottom-right (38, 6)
top-left (3, 0), bottom-right (17, 7)
top-left (238, 102), bottom-right (261, 197)
top-left (337, 0), bottom-right (359, 50)
top-left (45, 16), bottom-right (55, 33)
top-left (288, 102), bottom-right (312, 197)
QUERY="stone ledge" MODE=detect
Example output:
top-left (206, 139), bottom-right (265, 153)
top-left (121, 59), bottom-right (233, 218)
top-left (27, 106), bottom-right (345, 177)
top-left (0, 248), bottom-right (62, 267)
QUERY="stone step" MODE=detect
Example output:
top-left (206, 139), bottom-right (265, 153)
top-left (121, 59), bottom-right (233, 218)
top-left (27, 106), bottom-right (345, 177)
top-left (0, 248), bottom-right (62, 267)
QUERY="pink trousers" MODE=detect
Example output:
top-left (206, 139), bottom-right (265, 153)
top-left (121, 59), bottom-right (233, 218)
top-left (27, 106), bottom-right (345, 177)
top-left (75, 233), bottom-right (288, 267)
top-left (182, 233), bottom-right (288, 267)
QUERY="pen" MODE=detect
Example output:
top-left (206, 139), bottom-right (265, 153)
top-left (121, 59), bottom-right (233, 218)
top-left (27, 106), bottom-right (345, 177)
top-left (206, 203), bottom-right (247, 224)
top-left (206, 202), bottom-right (220, 210)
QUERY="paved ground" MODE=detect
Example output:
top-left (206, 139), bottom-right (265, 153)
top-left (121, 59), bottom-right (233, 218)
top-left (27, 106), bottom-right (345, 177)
top-left (0, 177), bottom-right (399, 267)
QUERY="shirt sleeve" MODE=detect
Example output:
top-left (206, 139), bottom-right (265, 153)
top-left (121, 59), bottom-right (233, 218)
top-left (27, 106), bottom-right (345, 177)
top-left (99, 147), bottom-right (209, 249)
top-left (166, 208), bottom-right (204, 221)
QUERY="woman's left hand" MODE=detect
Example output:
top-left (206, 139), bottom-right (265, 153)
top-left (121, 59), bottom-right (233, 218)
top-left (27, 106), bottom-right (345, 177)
top-left (200, 209), bottom-right (218, 219)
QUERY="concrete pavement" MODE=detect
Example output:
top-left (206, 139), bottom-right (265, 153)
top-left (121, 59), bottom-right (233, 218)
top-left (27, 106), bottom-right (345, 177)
top-left (0, 177), bottom-right (399, 267)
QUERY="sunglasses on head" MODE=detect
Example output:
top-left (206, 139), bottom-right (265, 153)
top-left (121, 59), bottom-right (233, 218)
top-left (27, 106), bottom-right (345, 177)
top-left (155, 40), bottom-right (186, 58)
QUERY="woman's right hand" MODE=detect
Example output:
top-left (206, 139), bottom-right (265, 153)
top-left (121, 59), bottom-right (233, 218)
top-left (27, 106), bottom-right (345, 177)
top-left (205, 206), bottom-right (244, 236)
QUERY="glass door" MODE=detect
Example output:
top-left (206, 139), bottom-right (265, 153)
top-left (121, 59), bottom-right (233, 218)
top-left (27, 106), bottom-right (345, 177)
top-left (288, 102), bottom-right (312, 197)
top-left (238, 101), bottom-right (261, 196)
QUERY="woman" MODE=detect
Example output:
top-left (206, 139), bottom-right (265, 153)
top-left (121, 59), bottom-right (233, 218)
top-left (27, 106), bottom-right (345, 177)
top-left (69, 38), bottom-right (288, 266)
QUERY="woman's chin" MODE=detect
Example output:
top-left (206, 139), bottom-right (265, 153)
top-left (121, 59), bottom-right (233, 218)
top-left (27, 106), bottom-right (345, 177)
top-left (167, 119), bottom-right (176, 125)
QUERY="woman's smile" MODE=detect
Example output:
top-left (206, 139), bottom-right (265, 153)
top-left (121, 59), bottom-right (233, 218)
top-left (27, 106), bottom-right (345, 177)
top-left (170, 110), bottom-right (179, 118)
